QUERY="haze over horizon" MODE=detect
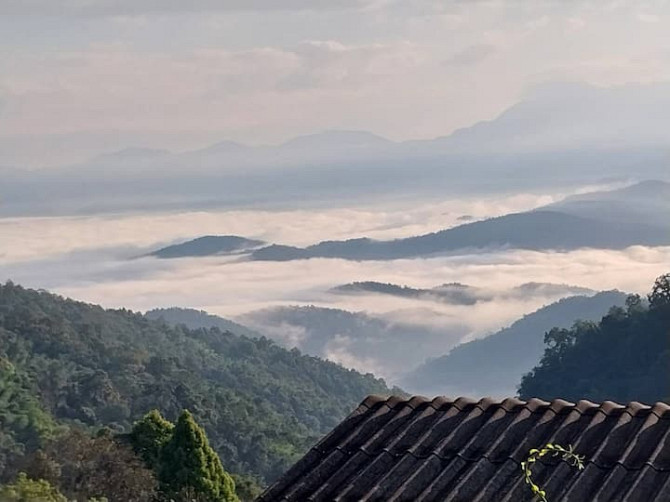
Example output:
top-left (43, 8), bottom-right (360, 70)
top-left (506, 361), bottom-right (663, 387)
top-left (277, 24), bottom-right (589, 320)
top-left (3, 0), bottom-right (670, 167)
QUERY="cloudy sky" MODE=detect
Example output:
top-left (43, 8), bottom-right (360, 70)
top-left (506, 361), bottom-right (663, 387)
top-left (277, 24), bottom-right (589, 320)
top-left (2, 0), bottom-right (670, 166)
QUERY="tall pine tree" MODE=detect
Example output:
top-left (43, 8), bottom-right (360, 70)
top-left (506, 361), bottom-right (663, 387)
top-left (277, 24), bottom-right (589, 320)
top-left (159, 410), bottom-right (238, 502)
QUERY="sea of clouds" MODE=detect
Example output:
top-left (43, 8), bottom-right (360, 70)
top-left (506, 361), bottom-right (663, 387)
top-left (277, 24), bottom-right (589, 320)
top-left (2, 186), bottom-right (666, 380)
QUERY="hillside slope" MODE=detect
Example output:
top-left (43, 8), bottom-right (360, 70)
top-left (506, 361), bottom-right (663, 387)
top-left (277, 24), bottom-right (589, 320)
top-left (402, 291), bottom-right (628, 397)
top-left (239, 305), bottom-right (465, 381)
top-left (145, 307), bottom-right (263, 339)
top-left (0, 282), bottom-right (395, 483)
top-left (544, 180), bottom-right (670, 229)
top-left (519, 275), bottom-right (670, 404)
top-left (150, 235), bottom-right (265, 258)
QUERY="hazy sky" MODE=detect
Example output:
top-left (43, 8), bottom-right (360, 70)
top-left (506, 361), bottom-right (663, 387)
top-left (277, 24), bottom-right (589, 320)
top-left (2, 0), bottom-right (670, 165)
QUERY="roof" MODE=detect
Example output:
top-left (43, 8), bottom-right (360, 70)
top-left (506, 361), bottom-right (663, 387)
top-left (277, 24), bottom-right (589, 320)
top-left (259, 395), bottom-right (670, 501)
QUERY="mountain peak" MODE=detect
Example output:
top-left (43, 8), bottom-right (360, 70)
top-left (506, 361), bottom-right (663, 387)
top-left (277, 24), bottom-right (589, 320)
top-left (432, 81), bottom-right (670, 153)
top-left (95, 147), bottom-right (170, 162)
top-left (149, 235), bottom-right (265, 259)
top-left (196, 140), bottom-right (250, 155)
top-left (280, 130), bottom-right (392, 150)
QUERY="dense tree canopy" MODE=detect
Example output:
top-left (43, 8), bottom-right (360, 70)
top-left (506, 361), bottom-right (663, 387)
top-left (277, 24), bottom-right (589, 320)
top-left (16, 429), bottom-right (157, 502)
top-left (0, 282), bottom-right (395, 484)
top-left (519, 274), bottom-right (670, 404)
top-left (649, 273), bottom-right (670, 310)
top-left (129, 410), bottom-right (174, 471)
top-left (129, 410), bottom-right (241, 501)
top-left (3, 410), bottom-right (245, 502)
top-left (160, 410), bottom-right (238, 502)
top-left (0, 358), bottom-right (59, 474)
top-left (0, 473), bottom-right (67, 502)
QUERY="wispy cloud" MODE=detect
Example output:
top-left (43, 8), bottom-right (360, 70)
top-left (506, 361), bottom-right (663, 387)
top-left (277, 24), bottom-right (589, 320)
top-left (0, 0), bottom-right (372, 16)
top-left (3, 208), bottom-right (666, 336)
top-left (3, 0), bottom-right (670, 165)
top-left (443, 44), bottom-right (495, 67)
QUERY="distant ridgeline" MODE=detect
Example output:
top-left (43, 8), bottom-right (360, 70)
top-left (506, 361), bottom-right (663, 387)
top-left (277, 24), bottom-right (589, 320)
top-left (331, 280), bottom-right (595, 306)
top-left (143, 182), bottom-right (670, 262)
top-left (519, 274), bottom-right (670, 404)
top-left (145, 307), bottom-right (264, 339)
top-left (402, 290), bottom-right (628, 397)
top-left (330, 281), bottom-right (481, 305)
top-left (149, 235), bottom-right (265, 258)
top-left (0, 282), bottom-right (396, 486)
top-left (248, 211), bottom-right (669, 261)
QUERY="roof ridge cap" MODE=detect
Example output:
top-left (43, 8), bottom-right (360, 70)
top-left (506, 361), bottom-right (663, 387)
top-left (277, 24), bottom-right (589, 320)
top-left (358, 395), bottom-right (669, 417)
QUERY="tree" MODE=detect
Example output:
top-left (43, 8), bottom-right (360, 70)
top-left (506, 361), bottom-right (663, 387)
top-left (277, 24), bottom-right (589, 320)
top-left (649, 273), bottom-right (670, 310)
top-left (625, 294), bottom-right (645, 314)
top-left (0, 473), bottom-right (67, 502)
top-left (21, 429), bottom-right (157, 502)
top-left (231, 474), bottom-right (263, 502)
top-left (129, 410), bottom-right (174, 470)
top-left (0, 359), bottom-right (57, 450)
top-left (160, 410), bottom-right (238, 502)
top-left (519, 274), bottom-right (670, 403)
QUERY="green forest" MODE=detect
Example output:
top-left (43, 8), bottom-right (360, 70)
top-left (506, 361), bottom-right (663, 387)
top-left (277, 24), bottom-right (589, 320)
top-left (1, 275), bottom-right (668, 500)
top-left (519, 273), bottom-right (670, 403)
top-left (0, 282), bottom-right (396, 500)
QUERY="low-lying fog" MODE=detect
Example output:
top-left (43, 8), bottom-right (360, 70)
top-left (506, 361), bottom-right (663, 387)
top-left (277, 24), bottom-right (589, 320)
top-left (2, 185), bottom-right (665, 381)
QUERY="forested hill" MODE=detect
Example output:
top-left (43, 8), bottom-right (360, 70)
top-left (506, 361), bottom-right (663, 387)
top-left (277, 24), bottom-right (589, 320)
top-left (519, 274), bottom-right (670, 404)
top-left (0, 282), bottom-right (396, 484)
top-left (145, 307), bottom-right (264, 339)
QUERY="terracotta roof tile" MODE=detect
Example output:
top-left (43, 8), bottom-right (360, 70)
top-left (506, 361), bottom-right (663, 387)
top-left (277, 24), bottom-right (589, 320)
top-left (260, 395), bottom-right (670, 501)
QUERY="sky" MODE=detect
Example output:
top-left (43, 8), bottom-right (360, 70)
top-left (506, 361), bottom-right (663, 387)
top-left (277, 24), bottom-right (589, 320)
top-left (2, 0), bottom-right (670, 166)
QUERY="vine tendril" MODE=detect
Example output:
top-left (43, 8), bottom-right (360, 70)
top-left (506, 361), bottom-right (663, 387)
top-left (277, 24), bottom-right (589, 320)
top-left (521, 443), bottom-right (585, 501)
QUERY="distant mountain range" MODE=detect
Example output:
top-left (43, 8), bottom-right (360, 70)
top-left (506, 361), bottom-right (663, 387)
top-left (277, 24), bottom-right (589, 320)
top-left (249, 210), bottom-right (668, 261)
top-left (147, 282), bottom-right (619, 388)
top-left (149, 236), bottom-right (265, 259)
top-left (546, 179), bottom-right (670, 229)
top-left (423, 82), bottom-right (670, 153)
top-left (141, 181), bottom-right (670, 262)
top-left (401, 290), bottom-right (628, 397)
top-left (4, 83), bottom-right (670, 216)
top-left (246, 181), bottom-right (670, 261)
